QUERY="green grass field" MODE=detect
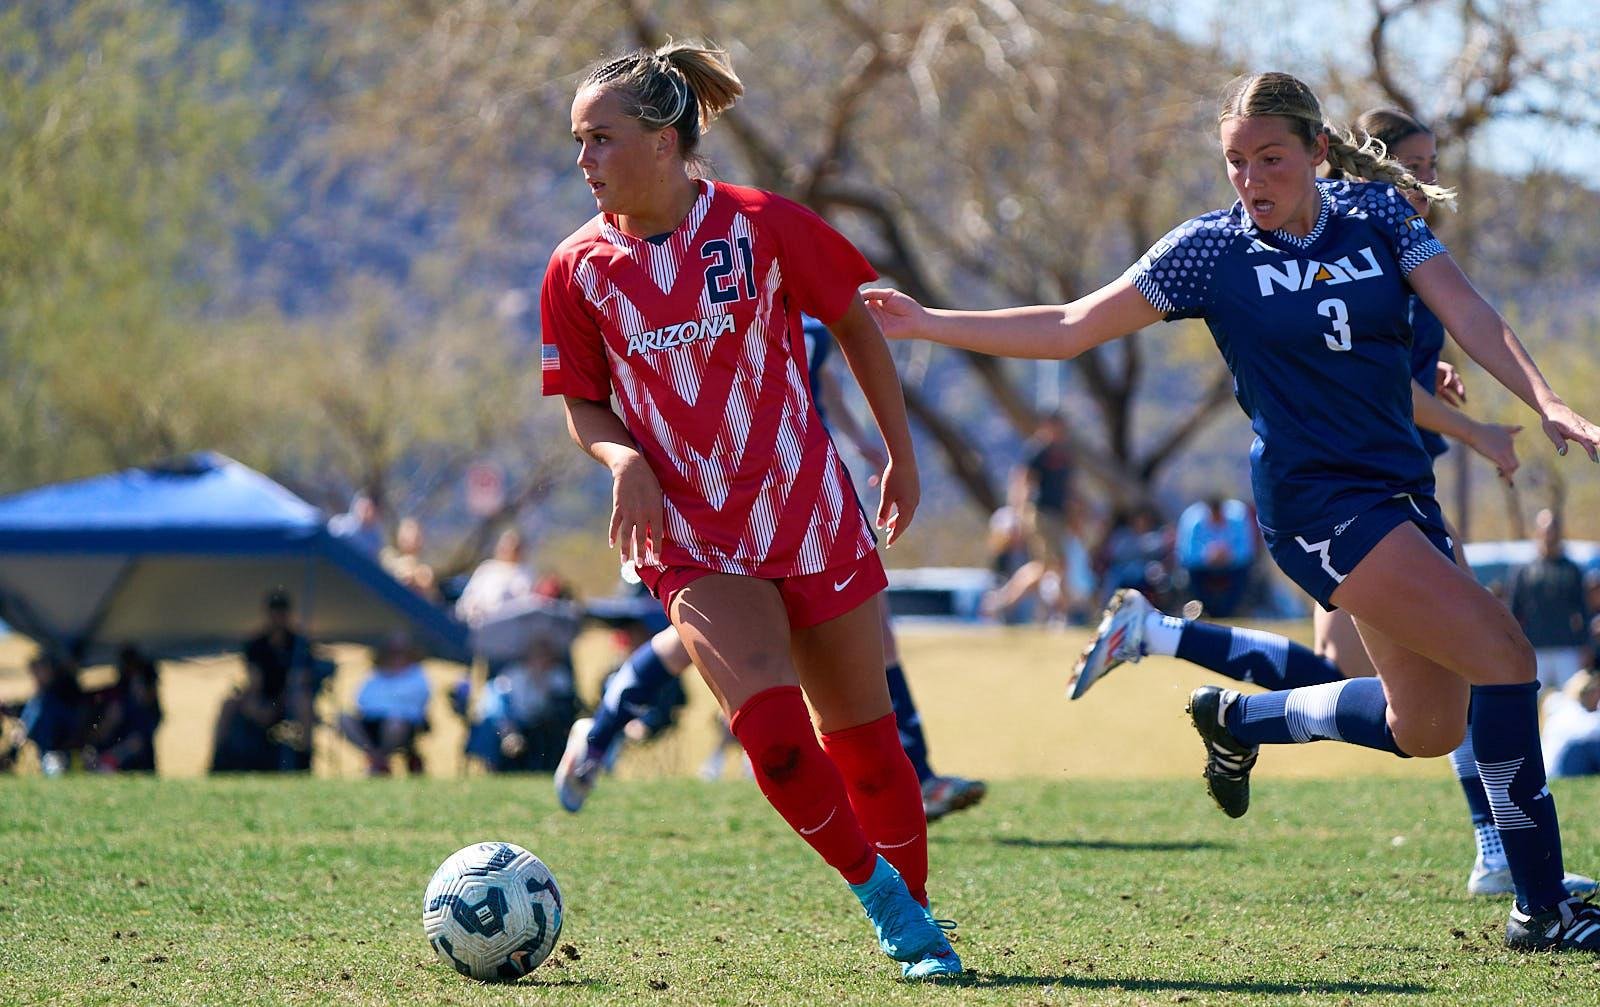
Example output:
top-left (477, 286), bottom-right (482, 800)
top-left (6, 774), bottom-right (1600, 1007)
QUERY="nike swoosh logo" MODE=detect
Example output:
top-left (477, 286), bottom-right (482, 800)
top-left (875, 836), bottom-right (918, 850)
top-left (799, 807), bottom-right (837, 836)
top-left (833, 572), bottom-right (858, 592)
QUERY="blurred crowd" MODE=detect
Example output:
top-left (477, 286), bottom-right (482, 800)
top-left (982, 413), bottom-right (1276, 627)
top-left (6, 475), bottom-right (1600, 782)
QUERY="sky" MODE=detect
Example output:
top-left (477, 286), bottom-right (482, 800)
top-left (1148, 0), bottom-right (1599, 177)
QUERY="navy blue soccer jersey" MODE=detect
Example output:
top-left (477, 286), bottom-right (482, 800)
top-left (1126, 178), bottom-right (1448, 534)
top-left (1408, 296), bottom-right (1449, 458)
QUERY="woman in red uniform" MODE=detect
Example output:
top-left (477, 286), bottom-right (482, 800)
top-left (539, 41), bottom-right (959, 980)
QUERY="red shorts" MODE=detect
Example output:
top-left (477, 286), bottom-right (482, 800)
top-left (637, 550), bottom-right (888, 631)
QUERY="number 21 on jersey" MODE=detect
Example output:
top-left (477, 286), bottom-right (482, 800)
top-left (1317, 298), bottom-right (1352, 352)
top-left (702, 237), bottom-right (757, 305)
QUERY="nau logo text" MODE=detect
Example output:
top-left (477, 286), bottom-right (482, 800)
top-left (1254, 246), bottom-right (1382, 297)
top-left (625, 314), bottom-right (736, 356)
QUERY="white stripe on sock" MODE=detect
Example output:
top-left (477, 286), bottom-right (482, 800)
top-left (1477, 758), bottom-right (1536, 830)
top-left (1283, 681), bottom-right (1346, 744)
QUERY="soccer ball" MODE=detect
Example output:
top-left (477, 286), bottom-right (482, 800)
top-left (422, 841), bottom-right (564, 981)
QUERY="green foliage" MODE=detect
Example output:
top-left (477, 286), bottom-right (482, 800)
top-left (4, 775), bottom-right (1598, 1005)
top-left (0, 1), bottom-right (268, 490)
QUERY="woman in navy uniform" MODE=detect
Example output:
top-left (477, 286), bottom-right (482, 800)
top-left (866, 72), bottom-right (1600, 953)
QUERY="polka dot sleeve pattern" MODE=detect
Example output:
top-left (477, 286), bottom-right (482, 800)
top-left (1344, 180), bottom-right (1447, 275)
top-left (1122, 211), bottom-right (1236, 320)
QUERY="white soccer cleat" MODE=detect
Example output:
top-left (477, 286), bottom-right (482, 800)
top-left (1066, 589), bottom-right (1152, 700)
top-left (553, 718), bottom-right (600, 814)
top-left (1469, 855), bottom-right (1600, 899)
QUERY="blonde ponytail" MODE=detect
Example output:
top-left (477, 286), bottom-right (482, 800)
top-left (1219, 73), bottom-right (1457, 211)
top-left (582, 40), bottom-right (742, 167)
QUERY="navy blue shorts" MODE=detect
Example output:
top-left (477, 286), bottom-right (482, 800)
top-left (1263, 493), bottom-right (1452, 610)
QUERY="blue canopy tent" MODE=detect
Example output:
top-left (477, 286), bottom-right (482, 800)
top-left (0, 453), bottom-right (469, 664)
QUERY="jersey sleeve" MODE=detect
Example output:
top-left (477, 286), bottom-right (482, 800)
top-left (1122, 215), bottom-right (1226, 319)
top-left (766, 197), bottom-right (877, 324)
top-left (1360, 183), bottom-right (1448, 275)
top-left (538, 249), bottom-right (612, 401)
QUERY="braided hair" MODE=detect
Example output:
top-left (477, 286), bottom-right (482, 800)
top-left (583, 41), bottom-right (743, 169)
top-left (1219, 73), bottom-right (1456, 210)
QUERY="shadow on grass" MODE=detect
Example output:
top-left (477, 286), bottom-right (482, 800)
top-left (935, 835), bottom-right (1228, 852)
top-left (951, 973), bottom-right (1429, 996)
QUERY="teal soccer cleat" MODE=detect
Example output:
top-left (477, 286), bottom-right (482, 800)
top-left (848, 856), bottom-right (952, 964)
top-left (900, 917), bottom-right (962, 980)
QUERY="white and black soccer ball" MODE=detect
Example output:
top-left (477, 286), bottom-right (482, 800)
top-left (422, 841), bottom-right (563, 982)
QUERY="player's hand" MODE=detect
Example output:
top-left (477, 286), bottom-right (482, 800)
top-left (1465, 420), bottom-right (1521, 484)
top-left (608, 452), bottom-right (666, 566)
top-left (861, 288), bottom-right (928, 341)
top-left (1435, 361), bottom-right (1466, 407)
top-left (876, 455), bottom-right (919, 546)
top-left (1541, 401), bottom-right (1600, 462)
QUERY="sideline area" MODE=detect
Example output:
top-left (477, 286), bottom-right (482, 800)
top-left (1, 622), bottom-right (1440, 782)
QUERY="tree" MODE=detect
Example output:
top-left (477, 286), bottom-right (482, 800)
top-left (0, 2), bottom-right (269, 490)
top-left (319, 0), bottom-right (1247, 515)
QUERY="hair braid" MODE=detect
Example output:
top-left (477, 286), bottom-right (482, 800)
top-left (581, 39), bottom-right (742, 170)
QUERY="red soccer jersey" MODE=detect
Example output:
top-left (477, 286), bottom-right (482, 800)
top-left (540, 181), bottom-right (879, 578)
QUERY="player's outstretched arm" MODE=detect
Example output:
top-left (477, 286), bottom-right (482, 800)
top-left (1410, 379), bottom-right (1521, 482)
top-left (861, 276), bottom-right (1163, 361)
top-left (563, 396), bottom-right (666, 565)
top-left (1412, 254), bottom-right (1600, 461)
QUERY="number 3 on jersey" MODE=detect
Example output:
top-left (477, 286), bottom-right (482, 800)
top-left (702, 237), bottom-right (757, 305)
top-left (1317, 297), bottom-right (1352, 352)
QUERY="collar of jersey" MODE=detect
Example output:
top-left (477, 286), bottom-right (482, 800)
top-left (600, 180), bottom-right (714, 248)
top-left (1261, 185), bottom-right (1330, 250)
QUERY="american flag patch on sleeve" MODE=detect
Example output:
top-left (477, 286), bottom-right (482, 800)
top-left (541, 344), bottom-right (560, 372)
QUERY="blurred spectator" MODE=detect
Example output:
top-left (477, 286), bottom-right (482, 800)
top-left (329, 491), bottom-right (385, 557)
top-left (984, 445), bottom-right (1093, 625)
top-left (1176, 495), bottom-right (1257, 617)
top-left (1507, 509), bottom-right (1590, 691)
top-left (465, 635), bottom-right (576, 772)
top-left (338, 636), bottom-right (430, 776)
top-left (19, 652), bottom-right (84, 776)
top-left (455, 529), bottom-right (534, 625)
top-left (1095, 506), bottom-right (1176, 608)
top-left (381, 517), bottom-right (439, 601)
top-left (1543, 669), bottom-right (1600, 778)
top-left (210, 589), bottom-right (328, 773)
top-left (84, 646), bottom-right (162, 774)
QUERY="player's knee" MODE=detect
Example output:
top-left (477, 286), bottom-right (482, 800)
top-left (1392, 718), bottom-right (1464, 759)
top-left (1470, 624), bottom-right (1536, 686)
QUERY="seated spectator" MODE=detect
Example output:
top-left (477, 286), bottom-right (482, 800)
top-left (211, 589), bottom-right (329, 773)
top-left (84, 646), bottom-right (163, 774)
top-left (455, 529), bottom-right (534, 626)
top-left (381, 517), bottom-right (439, 601)
top-left (1095, 506), bottom-right (1176, 609)
top-left (328, 491), bottom-right (385, 558)
top-left (339, 636), bottom-right (431, 776)
top-left (464, 635), bottom-right (576, 772)
top-left (982, 470), bottom-right (1045, 624)
top-left (1176, 495), bottom-right (1257, 618)
top-left (1543, 669), bottom-right (1600, 778)
top-left (19, 652), bottom-right (84, 776)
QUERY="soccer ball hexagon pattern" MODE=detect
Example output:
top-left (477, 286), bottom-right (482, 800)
top-left (422, 841), bottom-right (563, 981)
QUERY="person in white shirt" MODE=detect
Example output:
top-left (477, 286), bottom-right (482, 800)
top-left (454, 529), bottom-right (535, 625)
top-left (339, 636), bottom-right (431, 775)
